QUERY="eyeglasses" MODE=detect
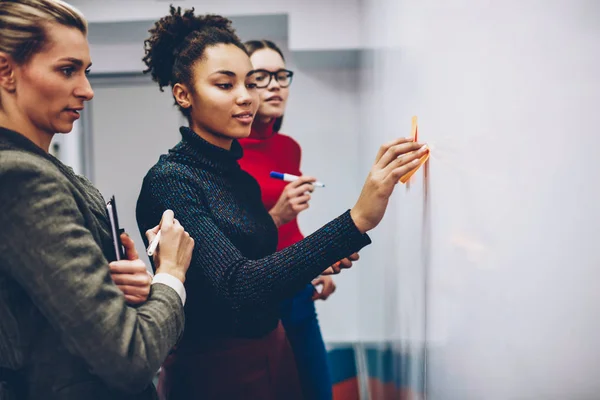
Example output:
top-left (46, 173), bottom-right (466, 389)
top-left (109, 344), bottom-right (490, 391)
top-left (251, 69), bottom-right (294, 88)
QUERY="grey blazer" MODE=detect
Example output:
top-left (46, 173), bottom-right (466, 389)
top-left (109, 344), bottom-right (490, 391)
top-left (0, 127), bottom-right (184, 399)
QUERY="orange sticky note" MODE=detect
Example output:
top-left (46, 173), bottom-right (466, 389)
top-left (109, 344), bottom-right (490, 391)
top-left (400, 152), bottom-right (429, 183)
top-left (400, 116), bottom-right (428, 184)
top-left (411, 116), bottom-right (418, 142)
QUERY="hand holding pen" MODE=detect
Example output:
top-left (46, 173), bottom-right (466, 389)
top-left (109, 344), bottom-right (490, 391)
top-left (110, 233), bottom-right (153, 304)
top-left (270, 171), bottom-right (325, 188)
top-left (268, 174), bottom-right (319, 227)
top-left (144, 210), bottom-right (195, 284)
top-left (147, 230), bottom-right (161, 257)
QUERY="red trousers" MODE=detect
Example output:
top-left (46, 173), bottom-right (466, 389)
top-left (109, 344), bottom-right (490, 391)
top-left (158, 322), bottom-right (303, 400)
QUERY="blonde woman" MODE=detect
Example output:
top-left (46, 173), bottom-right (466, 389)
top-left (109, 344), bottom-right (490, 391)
top-left (0, 1), bottom-right (194, 398)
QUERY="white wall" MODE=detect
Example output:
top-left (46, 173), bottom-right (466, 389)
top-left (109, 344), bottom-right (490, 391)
top-left (85, 15), bottom-right (289, 74)
top-left (283, 61), bottom-right (363, 343)
top-left (362, 0), bottom-right (600, 398)
top-left (358, 0), bottom-right (430, 348)
top-left (68, 0), bottom-right (362, 50)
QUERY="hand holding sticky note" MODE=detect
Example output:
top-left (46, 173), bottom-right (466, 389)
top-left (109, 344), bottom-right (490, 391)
top-left (400, 116), bottom-right (429, 184)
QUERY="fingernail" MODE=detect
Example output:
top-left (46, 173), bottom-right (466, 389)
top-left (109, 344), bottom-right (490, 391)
top-left (412, 159), bottom-right (420, 164)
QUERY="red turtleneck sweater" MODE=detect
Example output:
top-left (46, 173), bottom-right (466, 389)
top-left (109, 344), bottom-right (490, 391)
top-left (238, 120), bottom-right (304, 251)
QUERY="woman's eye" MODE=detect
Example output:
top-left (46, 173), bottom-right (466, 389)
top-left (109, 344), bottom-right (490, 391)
top-left (61, 67), bottom-right (75, 77)
top-left (216, 83), bottom-right (232, 89)
top-left (246, 83), bottom-right (258, 89)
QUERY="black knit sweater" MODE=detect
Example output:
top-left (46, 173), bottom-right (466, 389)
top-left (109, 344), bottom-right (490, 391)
top-left (136, 127), bottom-right (371, 340)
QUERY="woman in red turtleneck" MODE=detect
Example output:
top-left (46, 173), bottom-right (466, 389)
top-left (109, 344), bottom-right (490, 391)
top-left (238, 118), bottom-right (306, 250)
top-left (238, 40), bottom-right (357, 400)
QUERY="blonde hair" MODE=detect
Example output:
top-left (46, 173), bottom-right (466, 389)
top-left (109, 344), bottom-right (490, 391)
top-left (0, 0), bottom-right (87, 64)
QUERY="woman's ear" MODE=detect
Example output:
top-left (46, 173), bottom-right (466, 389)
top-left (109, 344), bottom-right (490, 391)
top-left (0, 52), bottom-right (17, 93)
top-left (173, 83), bottom-right (192, 110)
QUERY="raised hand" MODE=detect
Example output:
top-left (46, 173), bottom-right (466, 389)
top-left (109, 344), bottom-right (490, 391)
top-left (350, 138), bottom-right (428, 234)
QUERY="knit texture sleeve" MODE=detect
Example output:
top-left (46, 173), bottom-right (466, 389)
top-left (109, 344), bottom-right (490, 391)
top-left (0, 151), bottom-right (184, 393)
top-left (138, 165), bottom-right (371, 310)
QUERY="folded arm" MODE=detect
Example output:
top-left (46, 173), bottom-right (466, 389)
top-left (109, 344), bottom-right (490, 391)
top-left (0, 154), bottom-right (184, 393)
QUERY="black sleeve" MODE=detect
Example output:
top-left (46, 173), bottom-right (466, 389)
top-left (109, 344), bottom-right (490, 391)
top-left (137, 167), bottom-right (371, 310)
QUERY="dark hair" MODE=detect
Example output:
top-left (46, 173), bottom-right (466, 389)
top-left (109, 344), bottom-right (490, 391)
top-left (0, 0), bottom-right (87, 65)
top-left (244, 39), bottom-right (286, 132)
top-left (143, 6), bottom-right (246, 116)
top-left (244, 39), bottom-right (285, 62)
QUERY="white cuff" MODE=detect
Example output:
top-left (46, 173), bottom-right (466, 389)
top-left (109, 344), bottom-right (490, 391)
top-left (152, 273), bottom-right (186, 306)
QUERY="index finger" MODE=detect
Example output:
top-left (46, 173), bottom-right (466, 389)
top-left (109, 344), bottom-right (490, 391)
top-left (288, 176), bottom-right (317, 188)
top-left (109, 261), bottom-right (148, 274)
top-left (145, 225), bottom-right (159, 243)
top-left (374, 137), bottom-right (413, 164)
top-left (376, 141), bottom-right (423, 170)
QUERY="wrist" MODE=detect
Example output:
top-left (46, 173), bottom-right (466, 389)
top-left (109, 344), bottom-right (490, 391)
top-left (156, 263), bottom-right (186, 284)
top-left (349, 208), bottom-right (368, 234)
top-left (269, 210), bottom-right (282, 228)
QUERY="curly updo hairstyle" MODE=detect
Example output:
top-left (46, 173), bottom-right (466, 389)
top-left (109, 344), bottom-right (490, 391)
top-left (142, 6), bottom-right (247, 117)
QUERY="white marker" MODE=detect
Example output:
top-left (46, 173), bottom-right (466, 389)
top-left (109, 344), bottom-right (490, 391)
top-left (269, 171), bottom-right (325, 188)
top-left (147, 230), bottom-right (161, 257)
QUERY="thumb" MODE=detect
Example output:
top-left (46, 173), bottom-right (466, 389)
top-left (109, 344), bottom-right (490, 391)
top-left (160, 209), bottom-right (175, 231)
top-left (312, 290), bottom-right (321, 301)
top-left (120, 232), bottom-right (139, 261)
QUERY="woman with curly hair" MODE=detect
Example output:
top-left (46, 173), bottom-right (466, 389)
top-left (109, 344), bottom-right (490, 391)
top-left (136, 6), bottom-right (428, 399)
